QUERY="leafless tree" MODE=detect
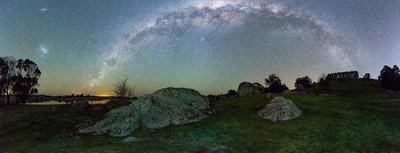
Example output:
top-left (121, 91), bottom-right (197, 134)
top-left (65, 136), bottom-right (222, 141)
top-left (113, 77), bottom-right (134, 98)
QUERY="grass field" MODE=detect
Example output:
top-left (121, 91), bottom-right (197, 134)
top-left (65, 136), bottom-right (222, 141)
top-left (1, 79), bottom-right (400, 153)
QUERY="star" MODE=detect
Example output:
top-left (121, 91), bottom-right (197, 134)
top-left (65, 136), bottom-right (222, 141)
top-left (0, 0), bottom-right (397, 96)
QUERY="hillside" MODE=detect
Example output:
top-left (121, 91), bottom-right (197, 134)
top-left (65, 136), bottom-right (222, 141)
top-left (1, 81), bottom-right (400, 152)
top-left (307, 79), bottom-right (392, 97)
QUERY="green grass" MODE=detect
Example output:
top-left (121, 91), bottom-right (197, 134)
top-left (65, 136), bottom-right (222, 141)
top-left (1, 80), bottom-right (400, 152)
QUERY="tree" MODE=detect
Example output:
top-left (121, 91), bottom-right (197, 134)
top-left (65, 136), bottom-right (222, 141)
top-left (265, 74), bottom-right (281, 87)
top-left (363, 73), bottom-right (371, 79)
top-left (319, 74), bottom-right (329, 90)
top-left (265, 74), bottom-right (288, 93)
top-left (226, 89), bottom-right (237, 97)
top-left (0, 57), bottom-right (7, 105)
top-left (113, 78), bottom-right (134, 98)
top-left (12, 59), bottom-right (41, 104)
top-left (1, 57), bottom-right (16, 104)
top-left (394, 65), bottom-right (399, 74)
top-left (378, 65), bottom-right (400, 90)
top-left (0, 57), bottom-right (41, 105)
top-left (295, 76), bottom-right (313, 89)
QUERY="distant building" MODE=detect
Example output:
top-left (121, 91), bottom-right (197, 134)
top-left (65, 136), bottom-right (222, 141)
top-left (326, 71), bottom-right (359, 81)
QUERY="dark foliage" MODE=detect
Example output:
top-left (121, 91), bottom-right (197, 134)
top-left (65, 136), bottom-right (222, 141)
top-left (319, 74), bottom-right (329, 90)
top-left (265, 74), bottom-right (281, 87)
top-left (295, 76), bottom-right (313, 89)
top-left (265, 74), bottom-right (288, 93)
top-left (363, 73), bottom-right (371, 79)
top-left (0, 58), bottom-right (7, 104)
top-left (0, 57), bottom-right (41, 105)
top-left (326, 71), bottom-right (359, 81)
top-left (207, 95), bottom-right (219, 102)
top-left (226, 89), bottom-right (238, 98)
top-left (378, 65), bottom-right (400, 90)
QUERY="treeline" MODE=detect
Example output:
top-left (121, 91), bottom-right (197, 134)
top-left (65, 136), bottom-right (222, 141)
top-left (0, 57), bottom-right (41, 105)
top-left (263, 64), bottom-right (400, 93)
top-left (215, 66), bottom-right (392, 101)
top-left (326, 71), bottom-right (359, 81)
top-left (223, 69), bottom-right (376, 98)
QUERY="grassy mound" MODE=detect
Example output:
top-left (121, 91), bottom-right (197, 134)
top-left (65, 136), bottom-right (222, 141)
top-left (308, 79), bottom-right (390, 96)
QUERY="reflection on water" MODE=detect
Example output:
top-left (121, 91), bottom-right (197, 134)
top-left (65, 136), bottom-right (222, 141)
top-left (28, 100), bottom-right (110, 105)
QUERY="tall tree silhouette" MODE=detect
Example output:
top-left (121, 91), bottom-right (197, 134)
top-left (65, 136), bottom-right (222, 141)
top-left (0, 57), bottom-right (7, 105)
top-left (12, 59), bottom-right (41, 104)
top-left (1, 57), bottom-right (16, 104)
top-left (319, 74), bottom-right (329, 90)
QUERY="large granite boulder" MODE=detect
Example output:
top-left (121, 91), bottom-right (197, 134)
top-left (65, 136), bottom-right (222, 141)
top-left (257, 96), bottom-right (302, 122)
top-left (237, 82), bottom-right (260, 97)
top-left (80, 87), bottom-right (210, 137)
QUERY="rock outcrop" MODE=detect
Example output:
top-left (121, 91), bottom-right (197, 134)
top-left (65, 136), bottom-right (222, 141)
top-left (80, 87), bottom-right (210, 137)
top-left (237, 82), bottom-right (260, 97)
top-left (257, 96), bottom-right (302, 122)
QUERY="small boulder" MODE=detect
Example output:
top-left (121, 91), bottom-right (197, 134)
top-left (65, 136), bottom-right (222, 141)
top-left (257, 96), bottom-right (302, 122)
top-left (71, 101), bottom-right (89, 109)
top-left (237, 82), bottom-right (260, 97)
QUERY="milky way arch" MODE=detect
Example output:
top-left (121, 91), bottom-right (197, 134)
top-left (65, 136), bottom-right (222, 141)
top-left (89, 1), bottom-right (352, 87)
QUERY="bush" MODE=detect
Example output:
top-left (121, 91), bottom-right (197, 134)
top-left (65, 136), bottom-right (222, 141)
top-left (226, 90), bottom-right (238, 98)
top-left (295, 76), bottom-right (313, 89)
top-left (363, 73), bottom-right (371, 79)
top-left (265, 74), bottom-right (289, 93)
top-left (378, 65), bottom-right (400, 90)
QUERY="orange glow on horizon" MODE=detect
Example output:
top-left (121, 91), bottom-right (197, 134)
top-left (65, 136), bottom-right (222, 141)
top-left (96, 92), bottom-right (113, 97)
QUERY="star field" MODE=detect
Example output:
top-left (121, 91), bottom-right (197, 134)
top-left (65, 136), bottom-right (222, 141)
top-left (0, 0), bottom-right (399, 96)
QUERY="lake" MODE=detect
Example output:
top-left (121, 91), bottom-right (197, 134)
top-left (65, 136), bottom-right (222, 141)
top-left (28, 100), bottom-right (110, 105)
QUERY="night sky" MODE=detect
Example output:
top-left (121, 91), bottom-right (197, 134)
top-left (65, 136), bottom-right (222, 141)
top-left (0, 0), bottom-right (399, 96)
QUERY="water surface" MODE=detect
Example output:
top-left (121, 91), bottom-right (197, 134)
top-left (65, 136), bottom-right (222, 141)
top-left (28, 100), bottom-right (110, 105)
